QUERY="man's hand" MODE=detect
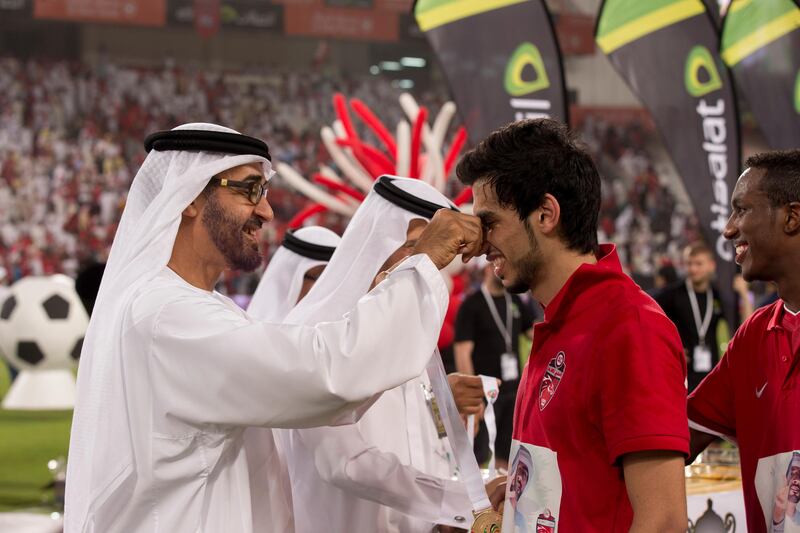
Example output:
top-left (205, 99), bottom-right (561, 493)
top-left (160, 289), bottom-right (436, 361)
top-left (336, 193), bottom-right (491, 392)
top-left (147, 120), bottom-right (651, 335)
top-left (448, 373), bottom-right (496, 416)
top-left (413, 210), bottom-right (485, 269)
top-left (486, 475), bottom-right (507, 513)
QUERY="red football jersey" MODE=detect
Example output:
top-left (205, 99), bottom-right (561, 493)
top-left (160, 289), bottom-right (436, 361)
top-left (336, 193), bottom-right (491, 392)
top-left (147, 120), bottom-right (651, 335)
top-left (689, 302), bottom-right (800, 533)
top-left (503, 245), bottom-right (689, 532)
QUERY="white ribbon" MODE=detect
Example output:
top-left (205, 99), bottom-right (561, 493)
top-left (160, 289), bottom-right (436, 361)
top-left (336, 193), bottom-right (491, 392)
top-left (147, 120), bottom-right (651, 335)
top-left (480, 375), bottom-right (499, 479)
top-left (466, 376), bottom-right (500, 478)
top-left (427, 350), bottom-right (492, 513)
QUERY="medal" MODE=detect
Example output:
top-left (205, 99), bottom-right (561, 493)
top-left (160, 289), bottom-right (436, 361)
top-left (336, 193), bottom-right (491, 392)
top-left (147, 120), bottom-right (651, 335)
top-left (471, 508), bottom-right (503, 533)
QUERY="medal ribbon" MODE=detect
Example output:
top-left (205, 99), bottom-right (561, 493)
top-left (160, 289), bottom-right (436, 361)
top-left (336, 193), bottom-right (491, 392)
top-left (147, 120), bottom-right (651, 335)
top-left (427, 350), bottom-right (493, 513)
top-left (477, 285), bottom-right (510, 479)
top-left (480, 375), bottom-right (499, 479)
top-left (466, 377), bottom-right (499, 475)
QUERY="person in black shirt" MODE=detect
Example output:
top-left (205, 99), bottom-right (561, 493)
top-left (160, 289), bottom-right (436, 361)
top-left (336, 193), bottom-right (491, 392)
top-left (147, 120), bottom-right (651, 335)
top-left (454, 261), bottom-right (536, 468)
top-left (655, 241), bottom-right (728, 392)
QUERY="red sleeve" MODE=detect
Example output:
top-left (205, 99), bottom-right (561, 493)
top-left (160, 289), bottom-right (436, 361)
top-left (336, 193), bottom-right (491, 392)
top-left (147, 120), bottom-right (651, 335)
top-left (598, 305), bottom-right (690, 464)
top-left (687, 334), bottom-right (737, 439)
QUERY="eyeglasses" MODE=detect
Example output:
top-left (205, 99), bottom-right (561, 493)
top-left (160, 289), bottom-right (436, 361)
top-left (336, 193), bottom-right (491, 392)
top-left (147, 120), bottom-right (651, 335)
top-left (212, 177), bottom-right (268, 205)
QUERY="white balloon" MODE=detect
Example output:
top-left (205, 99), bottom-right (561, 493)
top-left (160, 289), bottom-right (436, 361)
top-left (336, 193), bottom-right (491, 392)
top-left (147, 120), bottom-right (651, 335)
top-left (320, 127), bottom-right (374, 192)
top-left (276, 162), bottom-right (356, 216)
top-left (399, 93), bottom-right (445, 190)
top-left (395, 120), bottom-right (411, 178)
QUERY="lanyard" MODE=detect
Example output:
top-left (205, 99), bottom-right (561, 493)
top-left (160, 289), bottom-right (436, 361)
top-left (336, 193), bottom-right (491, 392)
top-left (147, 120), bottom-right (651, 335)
top-left (426, 350), bottom-right (493, 513)
top-left (686, 280), bottom-right (713, 344)
top-left (481, 285), bottom-right (513, 353)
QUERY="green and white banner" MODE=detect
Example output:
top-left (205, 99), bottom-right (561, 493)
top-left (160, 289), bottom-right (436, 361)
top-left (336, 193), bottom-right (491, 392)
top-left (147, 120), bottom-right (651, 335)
top-left (414, 0), bottom-right (568, 143)
top-left (722, 0), bottom-right (800, 150)
top-left (596, 0), bottom-right (742, 320)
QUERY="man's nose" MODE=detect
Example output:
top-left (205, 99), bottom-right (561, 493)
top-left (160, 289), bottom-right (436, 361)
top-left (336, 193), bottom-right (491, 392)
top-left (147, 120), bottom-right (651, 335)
top-left (255, 195), bottom-right (274, 223)
top-left (722, 214), bottom-right (737, 240)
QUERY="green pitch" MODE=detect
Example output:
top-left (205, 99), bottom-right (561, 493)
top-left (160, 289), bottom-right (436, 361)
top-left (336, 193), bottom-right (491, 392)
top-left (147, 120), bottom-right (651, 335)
top-left (0, 361), bottom-right (72, 513)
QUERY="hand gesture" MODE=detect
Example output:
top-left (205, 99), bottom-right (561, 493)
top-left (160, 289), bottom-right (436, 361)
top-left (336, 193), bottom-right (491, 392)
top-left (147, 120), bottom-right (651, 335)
top-left (448, 373), bottom-right (499, 416)
top-left (413, 210), bottom-right (485, 269)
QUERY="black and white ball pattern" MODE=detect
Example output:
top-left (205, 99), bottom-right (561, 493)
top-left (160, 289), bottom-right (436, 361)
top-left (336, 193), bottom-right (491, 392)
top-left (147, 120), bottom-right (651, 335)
top-left (0, 275), bottom-right (88, 370)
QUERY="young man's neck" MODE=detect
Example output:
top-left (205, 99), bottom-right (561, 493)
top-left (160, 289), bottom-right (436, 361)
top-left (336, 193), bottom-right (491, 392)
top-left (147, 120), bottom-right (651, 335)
top-left (690, 279), bottom-right (710, 293)
top-left (777, 275), bottom-right (800, 314)
top-left (533, 249), bottom-right (598, 307)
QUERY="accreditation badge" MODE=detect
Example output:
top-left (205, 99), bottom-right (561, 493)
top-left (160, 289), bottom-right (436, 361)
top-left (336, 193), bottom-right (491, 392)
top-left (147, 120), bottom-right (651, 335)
top-left (500, 352), bottom-right (519, 381)
top-left (471, 508), bottom-right (503, 533)
top-left (693, 343), bottom-right (712, 372)
top-left (421, 383), bottom-right (447, 439)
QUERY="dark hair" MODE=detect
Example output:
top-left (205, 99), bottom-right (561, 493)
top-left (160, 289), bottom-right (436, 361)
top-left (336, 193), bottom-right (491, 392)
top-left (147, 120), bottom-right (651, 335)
top-left (456, 119), bottom-right (601, 254)
top-left (657, 264), bottom-right (679, 285)
top-left (745, 149), bottom-right (800, 208)
top-left (685, 240), bottom-right (713, 258)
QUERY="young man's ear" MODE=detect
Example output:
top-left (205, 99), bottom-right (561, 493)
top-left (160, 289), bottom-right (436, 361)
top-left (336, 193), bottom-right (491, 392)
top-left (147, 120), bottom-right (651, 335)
top-left (784, 201), bottom-right (800, 235)
top-left (526, 193), bottom-right (561, 236)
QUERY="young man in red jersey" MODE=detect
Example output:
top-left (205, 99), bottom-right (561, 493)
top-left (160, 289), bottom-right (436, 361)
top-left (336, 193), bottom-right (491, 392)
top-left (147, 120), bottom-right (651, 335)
top-left (457, 119), bottom-right (689, 532)
top-left (688, 150), bottom-right (800, 533)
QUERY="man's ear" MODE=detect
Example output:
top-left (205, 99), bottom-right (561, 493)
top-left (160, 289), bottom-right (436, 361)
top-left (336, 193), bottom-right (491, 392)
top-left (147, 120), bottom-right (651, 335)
top-left (182, 198), bottom-right (201, 218)
top-left (784, 201), bottom-right (800, 235)
top-left (526, 193), bottom-right (561, 236)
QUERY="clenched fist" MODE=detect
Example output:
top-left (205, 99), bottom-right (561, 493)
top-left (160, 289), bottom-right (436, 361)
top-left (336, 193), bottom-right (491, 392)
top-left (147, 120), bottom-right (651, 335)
top-left (413, 210), bottom-right (485, 269)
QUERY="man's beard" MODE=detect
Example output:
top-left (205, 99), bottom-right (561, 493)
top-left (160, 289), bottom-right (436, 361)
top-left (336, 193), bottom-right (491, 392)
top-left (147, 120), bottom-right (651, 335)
top-left (202, 192), bottom-right (263, 272)
top-left (506, 222), bottom-right (544, 294)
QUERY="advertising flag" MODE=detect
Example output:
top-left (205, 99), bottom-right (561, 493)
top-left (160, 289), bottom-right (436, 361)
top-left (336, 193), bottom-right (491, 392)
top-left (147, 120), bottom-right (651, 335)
top-left (722, 0), bottom-right (800, 150)
top-left (596, 0), bottom-right (742, 321)
top-left (414, 0), bottom-right (568, 143)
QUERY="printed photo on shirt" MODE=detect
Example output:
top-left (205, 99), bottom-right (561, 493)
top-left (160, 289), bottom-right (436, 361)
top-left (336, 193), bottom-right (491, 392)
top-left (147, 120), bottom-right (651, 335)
top-left (502, 441), bottom-right (562, 533)
top-left (755, 450), bottom-right (800, 532)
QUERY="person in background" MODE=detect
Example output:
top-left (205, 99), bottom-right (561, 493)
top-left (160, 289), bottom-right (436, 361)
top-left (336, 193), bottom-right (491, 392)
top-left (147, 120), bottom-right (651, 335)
top-left (655, 242), bottom-right (728, 392)
top-left (689, 149), bottom-right (800, 533)
top-left (454, 258), bottom-right (535, 469)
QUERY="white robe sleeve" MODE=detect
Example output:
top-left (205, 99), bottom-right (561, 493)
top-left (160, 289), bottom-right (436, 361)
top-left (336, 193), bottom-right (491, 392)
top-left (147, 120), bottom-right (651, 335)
top-left (137, 254), bottom-right (448, 429)
top-left (299, 425), bottom-right (474, 527)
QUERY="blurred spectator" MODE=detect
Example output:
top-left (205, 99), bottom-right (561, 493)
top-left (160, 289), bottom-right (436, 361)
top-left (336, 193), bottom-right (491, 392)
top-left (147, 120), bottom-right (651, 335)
top-left (655, 242), bottom-right (728, 391)
top-left (0, 56), bottom-right (446, 296)
top-left (653, 263), bottom-right (679, 293)
top-left (578, 114), bottom-right (701, 289)
top-left (453, 260), bottom-right (535, 469)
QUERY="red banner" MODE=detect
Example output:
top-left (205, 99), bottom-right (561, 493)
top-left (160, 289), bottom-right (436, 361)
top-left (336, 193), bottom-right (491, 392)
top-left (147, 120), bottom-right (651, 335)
top-left (284, 4), bottom-right (398, 41)
top-left (34, 0), bottom-right (166, 26)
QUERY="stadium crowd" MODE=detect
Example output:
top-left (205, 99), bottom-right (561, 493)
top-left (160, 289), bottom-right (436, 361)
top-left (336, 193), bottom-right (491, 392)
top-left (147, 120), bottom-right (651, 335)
top-left (0, 56), bottom-right (700, 296)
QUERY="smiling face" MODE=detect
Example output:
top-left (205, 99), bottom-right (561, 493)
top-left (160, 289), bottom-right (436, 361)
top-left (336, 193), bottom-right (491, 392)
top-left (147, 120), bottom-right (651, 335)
top-left (724, 168), bottom-right (785, 282)
top-left (200, 163), bottom-right (273, 272)
top-left (473, 180), bottom-right (544, 294)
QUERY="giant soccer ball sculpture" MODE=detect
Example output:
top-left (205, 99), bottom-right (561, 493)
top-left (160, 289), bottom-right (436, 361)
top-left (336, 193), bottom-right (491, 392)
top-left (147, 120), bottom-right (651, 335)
top-left (0, 275), bottom-right (88, 409)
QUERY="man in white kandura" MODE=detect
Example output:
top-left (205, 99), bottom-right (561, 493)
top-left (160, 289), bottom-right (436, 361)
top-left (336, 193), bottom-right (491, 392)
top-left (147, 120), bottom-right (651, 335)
top-left (280, 175), bottom-right (476, 533)
top-left (64, 124), bottom-right (484, 533)
top-left (248, 225), bottom-right (340, 321)
top-left (243, 225), bottom-right (340, 531)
